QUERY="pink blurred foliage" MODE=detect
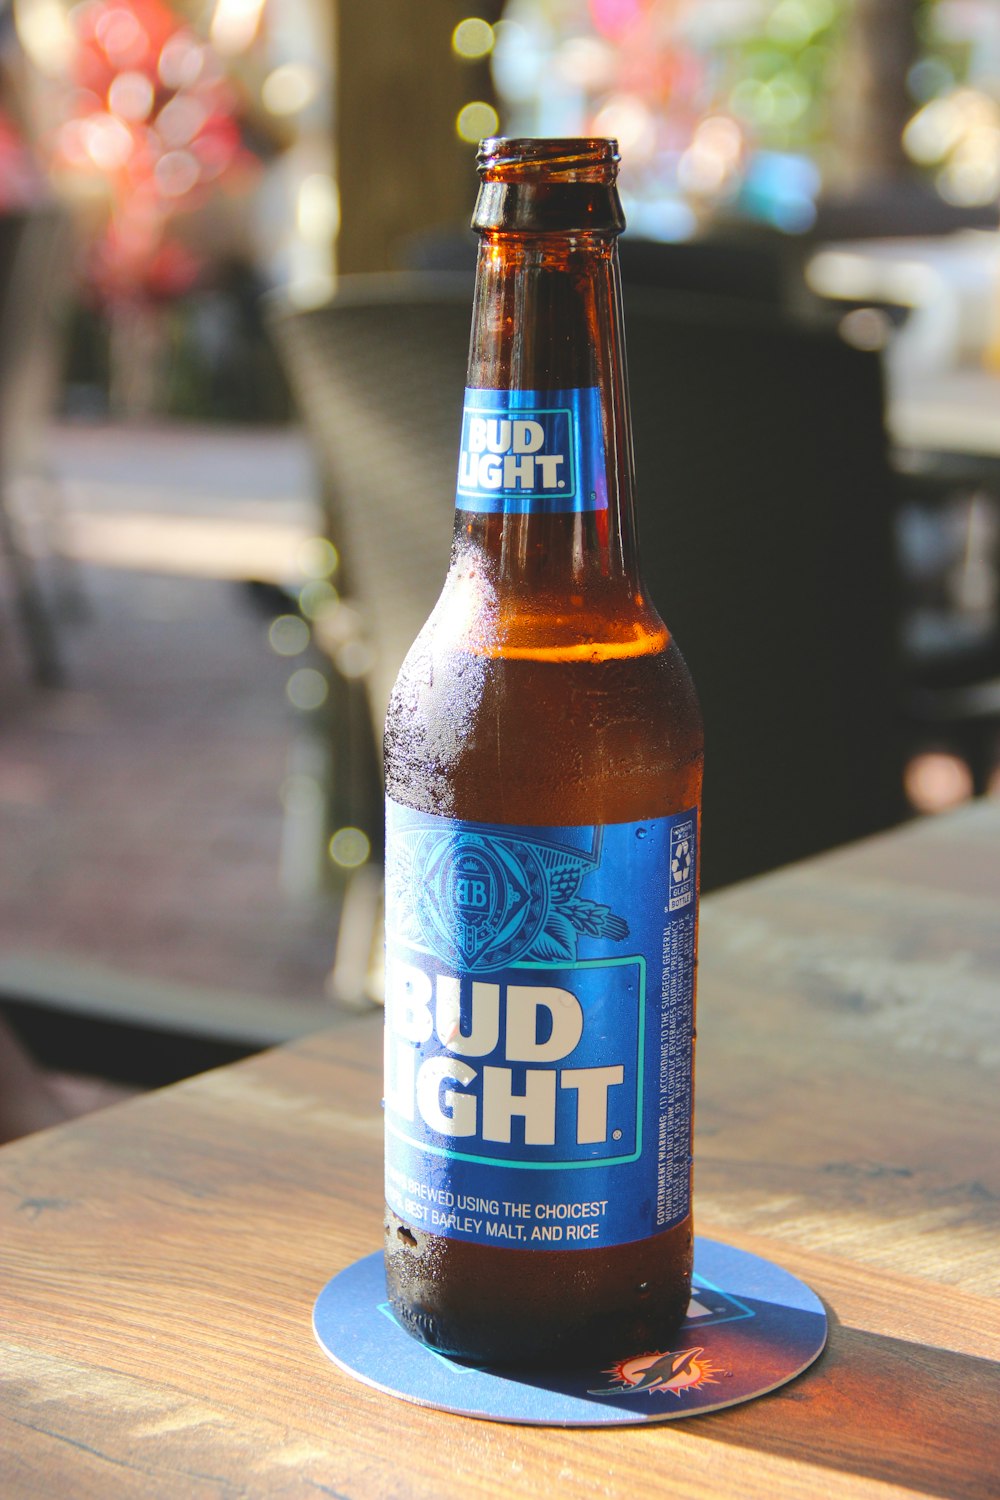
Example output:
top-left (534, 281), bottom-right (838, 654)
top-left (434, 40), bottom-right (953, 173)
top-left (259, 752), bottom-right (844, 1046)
top-left (45, 0), bottom-right (261, 303)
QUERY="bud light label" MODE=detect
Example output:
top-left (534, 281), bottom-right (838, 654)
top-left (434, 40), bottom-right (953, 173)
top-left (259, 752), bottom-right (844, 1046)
top-left (456, 387), bottom-right (607, 514)
top-left (384, 800), bottom-right (698, 1250)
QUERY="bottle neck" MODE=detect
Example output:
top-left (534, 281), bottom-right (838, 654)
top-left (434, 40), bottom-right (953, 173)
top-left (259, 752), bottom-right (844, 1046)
top-left (451, 228), bottom-right (657, 644)
top-left (437, 140), bottom-right (664, 659)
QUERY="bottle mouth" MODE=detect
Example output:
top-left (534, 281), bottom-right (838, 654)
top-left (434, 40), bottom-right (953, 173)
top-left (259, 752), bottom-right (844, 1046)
top-left (477, 138), bottom-right (620, 184)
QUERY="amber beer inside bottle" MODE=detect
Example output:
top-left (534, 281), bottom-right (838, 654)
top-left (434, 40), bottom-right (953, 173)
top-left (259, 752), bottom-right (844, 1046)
top-left (383, 138), bottom-right (703, 1366)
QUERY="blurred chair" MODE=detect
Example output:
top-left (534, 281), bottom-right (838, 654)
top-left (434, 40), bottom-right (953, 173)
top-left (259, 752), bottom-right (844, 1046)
top-left (892, 452), bottom-right (1000, 792)
top-left (270, 275), bottom-right (470, 728)
top-left (403, 225), bottom-right (814, 318)
top-left (0, 207), bottom-right (81, 685)
top-left (619, 233), bottom-right (805, 314)
top-left (624, 285), bottom-right (908, 886)
top-left (271, 273), bottom-right (910, 893)
top-left (0, 954), bottom-right (333, 1095)
top-left (0, 952), bottom-right (347, 1142)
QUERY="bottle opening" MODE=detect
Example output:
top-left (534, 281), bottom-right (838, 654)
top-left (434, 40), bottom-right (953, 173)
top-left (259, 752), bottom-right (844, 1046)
top-left (477, 138), bottom-right (619, 185)
top-left (473, 138), bottom-right (625, 234)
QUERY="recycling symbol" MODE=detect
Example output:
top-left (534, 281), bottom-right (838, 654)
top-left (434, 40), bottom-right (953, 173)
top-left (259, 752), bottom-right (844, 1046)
top-left (671, 839), bottom-right (691, 884)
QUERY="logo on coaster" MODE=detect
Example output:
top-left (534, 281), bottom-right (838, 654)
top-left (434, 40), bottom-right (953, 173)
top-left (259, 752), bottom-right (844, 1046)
top-left (590, 1346), bottom-right (721, 1398)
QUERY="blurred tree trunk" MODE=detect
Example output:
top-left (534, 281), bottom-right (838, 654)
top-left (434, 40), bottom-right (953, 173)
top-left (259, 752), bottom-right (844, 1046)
top-left (829, 0), bottom-right (920, 189)
top-left (333, 0), bottom-right (501, 274)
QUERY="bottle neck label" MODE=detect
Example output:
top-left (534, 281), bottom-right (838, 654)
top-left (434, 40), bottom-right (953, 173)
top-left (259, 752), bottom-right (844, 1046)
top-left (455, 387), bottom-right (607, 515)
top-left (384, 798), bottom-right (697, 1251)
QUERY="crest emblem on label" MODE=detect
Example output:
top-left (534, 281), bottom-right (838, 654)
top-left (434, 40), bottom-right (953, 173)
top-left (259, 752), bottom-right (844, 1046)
top-left (413, 831), bottom-right (548, 969)
top-left (393, 827), bottom-right (629, 973)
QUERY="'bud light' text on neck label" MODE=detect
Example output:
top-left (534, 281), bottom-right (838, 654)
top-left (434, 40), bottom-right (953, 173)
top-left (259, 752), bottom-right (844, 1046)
top-left (456, 387), bottom-right (607, 515)
top-left (384, 800), bottom-right (697, 1250)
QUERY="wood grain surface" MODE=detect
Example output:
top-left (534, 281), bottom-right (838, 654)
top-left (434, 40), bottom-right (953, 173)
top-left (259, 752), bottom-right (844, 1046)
top-left (2, 803), bottom-right (999, 1499)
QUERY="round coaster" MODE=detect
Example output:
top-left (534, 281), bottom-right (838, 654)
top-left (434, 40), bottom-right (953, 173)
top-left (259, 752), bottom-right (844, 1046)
top-left (313, 1236), bottom-right (827, 1426)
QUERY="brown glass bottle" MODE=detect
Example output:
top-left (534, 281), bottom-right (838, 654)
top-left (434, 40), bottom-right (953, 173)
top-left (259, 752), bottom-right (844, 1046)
top-left (383, 138), bottom-right (702, 1367)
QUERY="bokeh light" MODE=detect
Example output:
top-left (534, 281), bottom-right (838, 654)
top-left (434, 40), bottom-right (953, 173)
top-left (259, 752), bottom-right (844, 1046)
top-left (456, 101), bottom-right (499, 143)
top-left (268, 614), bottom-right (310, 657)
top-left (452, 18), bottom-right (494, 61)
top-left (13, 0), bottom-right (75, 77)
top-left (589, 0), bottom-right (643, 43)
top-left (838, 307), bottom-right (891, 351)
top-left (158, 32), bottom-right (206, 90)
top-left (298, 579), bottom-right (338, 620)
top-left (591, 95), bottom-right (655, 161)
top-left (210, 0), bottom-right (265, 57)
top-left (262, 62), bottom-right (320, 117)
top-left (96, 7), bottom-right (147, 69)
top-left (154, 150), bottom-right (200, 197)
top-left (903, 87), bottom-right (1000, 207)
top-left (286, 667), bottom-right (329, 711)
top-left (108, 70), bottom-right (155, 120)
top-left (81, 112), bottom-right (134, 170)
top-left (297, 536), bottom-right (339, 580)
top-left (328, 826), bottom-right (371, 869)
top-left (678, 115), bottom-right (744, 196)
top-left (766, 0), bottom-right (834, 47)
top-left (156, 94), bottom-right (208, 147)
top-left (903, 752), bottom-right (974, 814)
top-left (297, 173), bottom-right (340, 242)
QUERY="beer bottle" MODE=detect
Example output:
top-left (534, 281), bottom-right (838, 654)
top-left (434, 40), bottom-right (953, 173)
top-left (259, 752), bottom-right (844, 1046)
top-left (383, 138), bottom-right (702, 1367)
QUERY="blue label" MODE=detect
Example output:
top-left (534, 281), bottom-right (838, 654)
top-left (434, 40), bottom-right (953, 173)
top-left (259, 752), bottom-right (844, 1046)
top-left (383, 801), bottom-right (697, 1250)
top-left (455, 387), bottom-right (607, 514)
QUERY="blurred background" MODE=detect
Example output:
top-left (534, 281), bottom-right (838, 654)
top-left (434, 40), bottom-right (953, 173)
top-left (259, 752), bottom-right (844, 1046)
top-left (1, 0), bottom-right (999, 1135)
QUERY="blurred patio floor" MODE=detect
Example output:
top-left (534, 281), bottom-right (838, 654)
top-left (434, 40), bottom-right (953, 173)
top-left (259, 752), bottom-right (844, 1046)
top-left (0, 420), bottom-right (348, 1038)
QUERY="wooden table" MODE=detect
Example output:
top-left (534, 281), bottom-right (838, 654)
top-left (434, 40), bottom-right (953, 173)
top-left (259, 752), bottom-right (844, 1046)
top-left (3, 803), bottom-right (999, 1498)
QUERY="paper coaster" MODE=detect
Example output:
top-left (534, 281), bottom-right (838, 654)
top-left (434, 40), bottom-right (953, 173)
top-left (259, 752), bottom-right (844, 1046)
top-left (313, 1236), bottom-right (827, 1426)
